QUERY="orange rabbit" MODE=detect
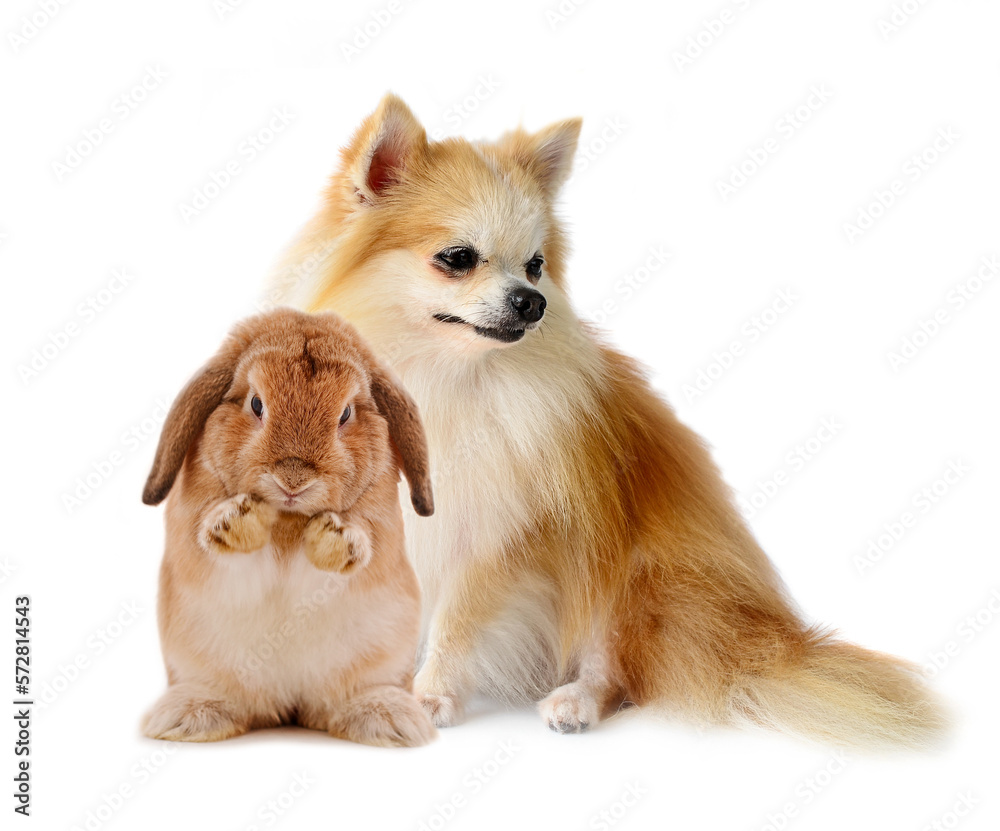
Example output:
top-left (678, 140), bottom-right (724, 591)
top-left (141, 308), bottom-right (436, 747)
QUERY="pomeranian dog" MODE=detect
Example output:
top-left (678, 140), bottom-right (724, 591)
top-left (269, 94), bottom-right (946, 748)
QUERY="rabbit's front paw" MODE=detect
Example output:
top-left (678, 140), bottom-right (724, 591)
top-left (200, 494), bottom-right (276, 554)
top-left (303, 512), bottom-right (372, 573)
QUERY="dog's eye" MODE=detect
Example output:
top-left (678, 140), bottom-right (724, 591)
top-left (250, 395), bottom-right (264, 419)
top-left (435, 247), bottom-right (479, 273)
top-left (339, 405), bottom-right (351, 426)
top-left (526, 256), bottom-right (544, 282)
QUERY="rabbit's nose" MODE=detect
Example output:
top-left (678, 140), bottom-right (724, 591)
top-left (270, 457), bottom-right (317, 493)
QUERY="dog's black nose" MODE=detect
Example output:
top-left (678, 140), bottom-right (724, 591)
top-left (509, 289), bottom-right (546, 323)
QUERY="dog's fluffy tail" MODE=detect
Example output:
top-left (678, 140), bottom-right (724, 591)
top-left (726, 628), bottom-right (949, 750)
top-left (605, 371), bottom-right (950, 751)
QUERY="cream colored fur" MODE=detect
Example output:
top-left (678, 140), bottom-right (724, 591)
top-left (267, 95), bottom-right (949, 749)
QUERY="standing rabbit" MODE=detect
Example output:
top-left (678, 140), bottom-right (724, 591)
top-left (141, 308), bottom-right (436, 747)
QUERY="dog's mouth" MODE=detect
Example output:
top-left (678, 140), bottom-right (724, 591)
top-left (433, 313), bottom-right (526, 344)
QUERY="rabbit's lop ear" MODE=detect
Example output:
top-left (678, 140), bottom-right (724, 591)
top-left (142, 325), bottom-right (252, 506)
top-left (369, 365), bottom-right (434, 517)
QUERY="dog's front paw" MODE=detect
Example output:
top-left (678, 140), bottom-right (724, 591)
top-left (539, 682), bottom-right (599, 734)
top-left (200, 494), bottom-right (276, 554)
top-left (303, 512), bottom-right (372, 573)
top-left (417, 692), bottom-right (465, 728)
top-left (414, 664), bottom-right (465, 727)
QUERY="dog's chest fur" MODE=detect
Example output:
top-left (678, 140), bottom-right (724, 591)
top-left (386, 296), bottom-right (603, 608)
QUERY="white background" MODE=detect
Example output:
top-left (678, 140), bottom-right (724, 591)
top-left (3, 0), bottom-right (999, 829)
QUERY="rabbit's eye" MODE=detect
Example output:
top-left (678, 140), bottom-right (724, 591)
top-left (339, 405), bottom-right (351, 426)
top-left (251, 395), bottom-right (264, 419)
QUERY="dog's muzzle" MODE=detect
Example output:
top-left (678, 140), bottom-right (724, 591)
top-left (433, 287), bottom-right (547, 344)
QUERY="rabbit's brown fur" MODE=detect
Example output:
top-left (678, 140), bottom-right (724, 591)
top-left (142, 308), bottom-right (436, 747)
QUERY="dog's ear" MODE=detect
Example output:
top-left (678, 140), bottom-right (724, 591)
top-left (500, 118), bottom-right (582, 199)
top-left (342, 93), bottom-right (427, 205)
top-left (368, 363), bottom-right (434, 518)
